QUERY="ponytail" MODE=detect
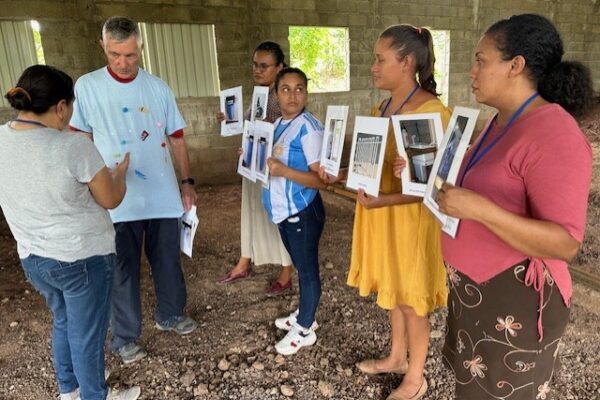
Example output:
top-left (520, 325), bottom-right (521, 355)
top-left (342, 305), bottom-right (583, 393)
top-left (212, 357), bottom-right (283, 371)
top-left (415, 27), bottom-right (438, 96)
top-left (538, 61), bottom-right (593, 118)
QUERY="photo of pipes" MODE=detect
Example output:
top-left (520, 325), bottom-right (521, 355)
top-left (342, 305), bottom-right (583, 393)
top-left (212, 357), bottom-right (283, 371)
top-left (352, 133), bottom-right (382, 179)
top-left (346, 116), bottom-right (390, 197)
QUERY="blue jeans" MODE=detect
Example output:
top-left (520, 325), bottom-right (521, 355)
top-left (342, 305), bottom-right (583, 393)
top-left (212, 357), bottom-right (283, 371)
top-left (277, 194), bottom-right (325, 328)
top-left (21, 254), bottom-right (115, 400)
top-left (111, 218), bottom-right (187, 350)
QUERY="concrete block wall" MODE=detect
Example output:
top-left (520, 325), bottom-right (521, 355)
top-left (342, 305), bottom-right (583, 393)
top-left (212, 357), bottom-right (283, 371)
top-left (1, 0), bottom-right (598, 185)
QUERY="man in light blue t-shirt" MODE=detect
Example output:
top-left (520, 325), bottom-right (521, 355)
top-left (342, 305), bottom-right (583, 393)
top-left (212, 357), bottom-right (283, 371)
top-left (70, 16), bottom-right (198, 365)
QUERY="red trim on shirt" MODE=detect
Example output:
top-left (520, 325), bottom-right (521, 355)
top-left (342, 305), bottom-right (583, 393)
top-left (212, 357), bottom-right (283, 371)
top-left (69, 125), bottom-right (90, 134)
top-left (107, 66), bottom-right (137, 83)
top-left (169, 129), bottom-right (184, 138)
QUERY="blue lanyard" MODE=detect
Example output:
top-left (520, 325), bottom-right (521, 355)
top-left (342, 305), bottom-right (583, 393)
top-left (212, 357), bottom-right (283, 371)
top-left (13, 118), bottom-right (48, 128)
top-left (274, 108), bottom-right (305, 144)
top-left (380, 84), bottom-right (420, 117)
top-left (459, 92), bottom-right (539, 186)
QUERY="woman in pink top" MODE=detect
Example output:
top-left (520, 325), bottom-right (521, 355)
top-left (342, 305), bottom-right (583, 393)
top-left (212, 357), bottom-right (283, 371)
top-left (437, 14), bottom-right (593, 400)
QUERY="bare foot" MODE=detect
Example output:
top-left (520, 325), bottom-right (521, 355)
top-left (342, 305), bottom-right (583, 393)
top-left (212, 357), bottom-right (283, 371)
top-left (356, 357), bottom-right (408, 374)
top-left (230, 257), bottom-right (251, 275)
top-left (276, 265), bottom-right (293, 285)
top-left (373, 356), bottom-right (408, 372)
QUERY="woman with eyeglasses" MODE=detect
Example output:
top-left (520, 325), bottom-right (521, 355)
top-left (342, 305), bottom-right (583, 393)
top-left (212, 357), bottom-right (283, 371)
top-left (263, 67), bottom-right (327, 355)
top-left (216, 42), bottom-right (295, 297)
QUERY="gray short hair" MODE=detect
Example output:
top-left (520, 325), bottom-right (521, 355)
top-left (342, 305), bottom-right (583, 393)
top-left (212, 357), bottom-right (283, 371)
top-left (102, 16), bottom-right (140, 43)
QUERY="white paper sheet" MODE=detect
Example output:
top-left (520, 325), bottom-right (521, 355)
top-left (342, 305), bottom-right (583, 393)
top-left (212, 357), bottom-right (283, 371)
top-left (237, 120), bottom-right (257, 181)
top-left (220, 86), bottom-right (244, 136)
top-left (320, 105), bottom-right (349, 177)
top-left (253, 120), bottom-right (274, 184)
top-left (391, 113), bottom-right (444, 197)
top-left (346, 116), bottom-right (390, 197)
top-left (423, 106), bottom-right (480, 238)
top-left (250, 86), bottom-right (270, 122)
top-left (180, 205), bottom-right (199, 258)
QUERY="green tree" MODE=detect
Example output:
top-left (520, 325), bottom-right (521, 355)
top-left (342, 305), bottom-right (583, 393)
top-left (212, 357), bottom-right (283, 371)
top-left (289, 27), bottom-right (349, 92)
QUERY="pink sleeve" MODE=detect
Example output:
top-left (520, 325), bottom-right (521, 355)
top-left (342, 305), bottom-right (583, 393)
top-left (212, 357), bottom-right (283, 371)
top-left (522, 129), bottom-right (592, 242)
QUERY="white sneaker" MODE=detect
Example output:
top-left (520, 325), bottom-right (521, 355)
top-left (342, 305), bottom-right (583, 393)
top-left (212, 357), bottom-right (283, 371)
top-left (59, 390), bottom-right (79, 400)
top-left (107, 386), bottom-right (141, 400)
top-left (275, 309), bottom-right (318, 331)
top-left (275, 322), bottom-right (317, 355)
top-left (58, 370), bottom-right (111, 400)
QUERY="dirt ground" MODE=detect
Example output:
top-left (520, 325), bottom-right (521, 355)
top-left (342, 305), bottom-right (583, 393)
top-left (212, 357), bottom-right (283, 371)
top-left (0, 104), bottom-right (599, 400)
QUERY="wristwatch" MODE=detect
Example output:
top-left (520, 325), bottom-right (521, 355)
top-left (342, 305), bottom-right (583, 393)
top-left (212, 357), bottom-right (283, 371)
top-left (180, 177), bottom-right (195, 185)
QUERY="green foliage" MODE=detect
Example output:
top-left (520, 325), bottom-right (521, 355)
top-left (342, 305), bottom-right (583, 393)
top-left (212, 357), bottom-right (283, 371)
top-left (32, 26), bottom-right (45, 64)
top-left (289, 26), bottom-right (349, 92)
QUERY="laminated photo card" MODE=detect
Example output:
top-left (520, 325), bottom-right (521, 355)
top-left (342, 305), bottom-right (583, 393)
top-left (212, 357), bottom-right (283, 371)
top-left (237, 120), bottom-right (258, 182)
top-left (180, 205), bottom-right (199, 258)
top-left (423, 106), bottom-right (480, 238)
top-left (346, 116), bottom-right (390, 197)
top-left (253, 120), bottom-right (275, 185)
top-left (320, 105), bottom-right (349, 177)
top-left (391, 113), bottom-right (444, 197)
top-left (250, 86), bottom-right (269, 121)
top-left (219, 86), bottom-right (244, 136)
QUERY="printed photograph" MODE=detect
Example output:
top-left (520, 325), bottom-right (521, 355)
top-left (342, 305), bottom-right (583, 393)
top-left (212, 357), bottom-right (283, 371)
top-left (325, 118), bottom-right (345, 162)
top-left (400, 118), bottom-right (436, 150)
top-left (352, 132), bottom-right (383, 179)
top-left (320, 105), bottom-right (349, 177)
top-left (254, 93), bottom-right (266, 120)
top-left (432, 115), bottom-right (468, 199)
top-left (220, 86), bottom-right (244, 136)
top-left (225, 95), bottom-right (237, 123)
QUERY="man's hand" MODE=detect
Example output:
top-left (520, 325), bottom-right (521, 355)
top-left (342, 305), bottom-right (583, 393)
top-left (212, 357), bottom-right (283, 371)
top-left (181, 183), bottom-right (197, 212)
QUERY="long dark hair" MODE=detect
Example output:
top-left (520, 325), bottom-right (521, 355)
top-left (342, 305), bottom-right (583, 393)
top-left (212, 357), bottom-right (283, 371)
top-left (486, 13), bottom-right (594, 117)
top-left (254, 41), bottom-right (286, 67)
top-left (5, 65), bottom-right (74, 114)
top-left (379, 24), bottom-right (439, 96)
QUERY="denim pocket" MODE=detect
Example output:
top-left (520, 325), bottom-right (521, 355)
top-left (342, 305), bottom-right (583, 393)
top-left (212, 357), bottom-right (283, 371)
top-left (49, 260), bottom-right (89, 291)
top-left (310, 194), bottom-right (326, 223)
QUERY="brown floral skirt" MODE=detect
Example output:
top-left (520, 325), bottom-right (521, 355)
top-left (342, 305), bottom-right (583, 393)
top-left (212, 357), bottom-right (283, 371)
top-left (442, 261), bottom-right (569, 400)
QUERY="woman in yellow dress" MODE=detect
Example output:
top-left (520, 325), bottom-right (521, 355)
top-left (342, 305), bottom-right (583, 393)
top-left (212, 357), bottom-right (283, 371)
top-left (321, 25), bottom-right (449, 400)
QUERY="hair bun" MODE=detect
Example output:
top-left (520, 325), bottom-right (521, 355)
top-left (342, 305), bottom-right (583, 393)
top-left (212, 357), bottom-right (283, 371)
top-left (5, 87), bottom-right (32, 110)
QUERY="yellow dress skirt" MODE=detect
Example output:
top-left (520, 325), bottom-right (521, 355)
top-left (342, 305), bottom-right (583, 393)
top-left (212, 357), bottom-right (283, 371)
top-left (347, 99), bottom-right (450, 316)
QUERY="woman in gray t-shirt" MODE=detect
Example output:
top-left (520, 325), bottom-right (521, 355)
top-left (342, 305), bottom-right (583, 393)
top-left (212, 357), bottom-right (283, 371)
top-left (0, 65), bottom-right (139, 400)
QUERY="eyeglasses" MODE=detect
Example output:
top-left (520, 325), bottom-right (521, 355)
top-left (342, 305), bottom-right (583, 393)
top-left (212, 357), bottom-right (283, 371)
top-left (251, 62), bottom-right (277, 72)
